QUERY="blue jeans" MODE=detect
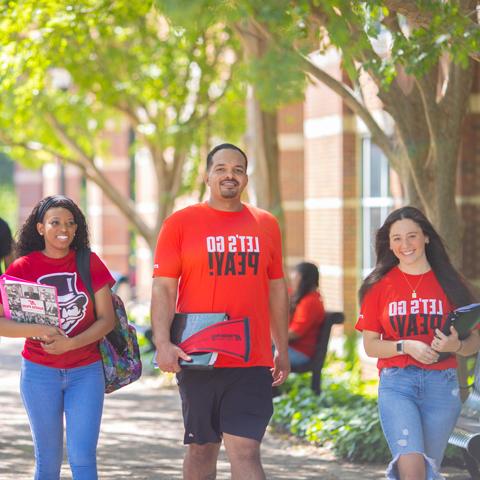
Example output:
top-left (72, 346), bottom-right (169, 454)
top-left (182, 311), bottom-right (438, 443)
top-left (378, 366), bottom-right (461, 480)
top-left (20, 359), bottom-right (105, 480)
top-left (288, 347), bottom-right (311, 368)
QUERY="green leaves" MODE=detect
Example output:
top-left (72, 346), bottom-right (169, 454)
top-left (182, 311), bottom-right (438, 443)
top-left (0, 0), bottom-right (250, 248)
top-left (272, 371), bottom-right (390, 463)
top-left (0, 1), bottom-right (244, 223)
top-left (244, 49), bottom-right (306, 110)
top-left (157, 0), bottom-right (477, 105)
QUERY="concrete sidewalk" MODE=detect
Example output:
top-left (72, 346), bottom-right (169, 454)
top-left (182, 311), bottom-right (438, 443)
top-left (0, 338), bottom-right (467, 479)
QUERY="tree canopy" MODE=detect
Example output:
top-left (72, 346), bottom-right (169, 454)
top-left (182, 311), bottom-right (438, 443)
top-left (2, 0), bottom-right (478, 260)
top-left (0, 0), bottom-right (244, 249)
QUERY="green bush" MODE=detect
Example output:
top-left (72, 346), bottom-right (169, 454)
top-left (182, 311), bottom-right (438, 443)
top-left (272, 372), bottom-right (390, 462)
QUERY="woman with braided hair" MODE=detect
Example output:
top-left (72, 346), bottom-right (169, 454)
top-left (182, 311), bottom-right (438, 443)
top-left (0, 195), bottom-right (115, 480)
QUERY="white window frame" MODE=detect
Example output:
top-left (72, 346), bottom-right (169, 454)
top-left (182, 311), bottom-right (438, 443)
top-left (361, 137), bottom-right (393, 277)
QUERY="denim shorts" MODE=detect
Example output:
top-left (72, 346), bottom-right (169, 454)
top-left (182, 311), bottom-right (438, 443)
top-left (378, 366), bottom-right (461, 480)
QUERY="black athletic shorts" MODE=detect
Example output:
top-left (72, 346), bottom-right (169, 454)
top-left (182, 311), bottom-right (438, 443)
top-left (176, 366), bottom-right (273, 445)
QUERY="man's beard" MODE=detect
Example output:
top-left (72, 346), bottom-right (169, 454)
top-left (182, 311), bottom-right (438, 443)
top-left (220, 186), bottom-right (239, 198)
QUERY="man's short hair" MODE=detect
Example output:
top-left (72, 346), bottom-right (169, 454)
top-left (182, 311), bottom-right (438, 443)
top-left (206, 143), bottom-right (248, 171)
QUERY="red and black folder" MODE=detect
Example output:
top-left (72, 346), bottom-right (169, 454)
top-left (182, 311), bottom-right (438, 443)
top-left (170, 313), bottom-right (250, 369)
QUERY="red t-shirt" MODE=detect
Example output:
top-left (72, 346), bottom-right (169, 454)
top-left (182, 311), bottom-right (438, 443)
top-left (355, 266), bottom-right (456, 371)
top-left (2, 249), bottom-right (114, 368)
top-left (289, 291), bottom-right (325, 358)
top-left (153, 202), bottom-right (284, 368)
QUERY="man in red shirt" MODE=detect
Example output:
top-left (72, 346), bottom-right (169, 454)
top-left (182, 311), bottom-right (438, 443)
top-left (151, 143), bottom-right (290, 480)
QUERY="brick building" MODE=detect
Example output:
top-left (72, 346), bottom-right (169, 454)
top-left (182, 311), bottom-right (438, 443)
top-left (14, 60), bottom-right (480, 330)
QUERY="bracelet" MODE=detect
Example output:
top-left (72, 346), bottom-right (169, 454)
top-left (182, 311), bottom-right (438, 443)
top-left (455, 340), bottom-right (463, 353)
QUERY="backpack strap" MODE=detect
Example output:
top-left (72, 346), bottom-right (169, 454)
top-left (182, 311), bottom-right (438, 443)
top-left (75, 248), bottom-right (130, 356)
top-left (76, 248), bottom-right (96, 311)
top-left (75, 248), bottom-right (129, 355)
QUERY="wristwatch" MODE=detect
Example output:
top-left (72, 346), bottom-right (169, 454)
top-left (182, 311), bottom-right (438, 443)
top-left (396, 340), bottom-right (404, 354)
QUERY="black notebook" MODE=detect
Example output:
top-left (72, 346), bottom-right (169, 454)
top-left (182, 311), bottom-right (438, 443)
top-left (436, 303), bottom-right (480, 360)
top-left (170, 312), bottom-right (228, 369)
top-left (442, 303), bottom-right (480, 338)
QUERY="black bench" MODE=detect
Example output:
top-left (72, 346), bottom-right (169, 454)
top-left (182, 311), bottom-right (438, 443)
top-left (448, 352), bottom-right (480, 479)
top-left (290, 311), bottom-right (345, 395)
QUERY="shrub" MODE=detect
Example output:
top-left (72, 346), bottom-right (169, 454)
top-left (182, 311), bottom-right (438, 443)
top-left (272, 373), bottom-right (390, 462)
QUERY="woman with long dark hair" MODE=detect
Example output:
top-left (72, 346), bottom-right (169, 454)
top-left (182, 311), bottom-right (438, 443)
top-left (0, 195), bottom-right (115, 480)
top-left (356, 206), bottom-right (480, 480)
top-left (288, 262), bottom-right (325, 368)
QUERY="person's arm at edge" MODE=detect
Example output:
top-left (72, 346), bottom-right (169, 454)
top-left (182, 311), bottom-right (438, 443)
top-left (150, 276), bottom-right (190, 373)
top-left (4, 239), bottom-right (15, 269)
top-left (288, 330), bottom-right (300, 341)
top-left (270, 277), bottom-right (290, 386)
top-left (42, 285), bottom-right (116, 354)
top-left (287, 303), bottom-right (301, 342)
top-left (457, 329), bottom-right (480, 356)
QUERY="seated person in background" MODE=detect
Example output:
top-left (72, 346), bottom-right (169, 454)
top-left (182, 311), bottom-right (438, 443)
top-left (288, 262), bottom-right (325, 368)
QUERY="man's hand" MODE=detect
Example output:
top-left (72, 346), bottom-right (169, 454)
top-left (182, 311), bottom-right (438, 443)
top-left (271, 349), bottom-right (290, 386)
top-left (404, 339), bottom-right (439, 364)
top-left (155, 341), bottom-right (191, 373)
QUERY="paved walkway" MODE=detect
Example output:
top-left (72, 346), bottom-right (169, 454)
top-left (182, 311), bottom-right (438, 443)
top-left (0, 338), bottom-right (467, 479)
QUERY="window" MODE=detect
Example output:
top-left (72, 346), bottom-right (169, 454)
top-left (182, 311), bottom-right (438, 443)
top-left (361, 138), bottom-right (393, 276)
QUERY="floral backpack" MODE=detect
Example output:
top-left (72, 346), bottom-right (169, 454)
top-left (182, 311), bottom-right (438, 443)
top-left (76, 248), bottom-right (142, 393)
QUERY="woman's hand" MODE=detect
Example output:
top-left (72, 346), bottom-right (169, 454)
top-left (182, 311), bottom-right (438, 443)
top-left (431, 327), bottom-right (461, 353)
top-left (404, 339), bottom-right (439, 364)
top-left (41, 334), bottom-right (74, 355)
top-left (38, 325), bottom-right (66, 339)
top-left (28, 325), bottom-right (66, 342)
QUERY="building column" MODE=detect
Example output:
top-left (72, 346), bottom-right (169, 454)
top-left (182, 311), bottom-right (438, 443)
top-left (278, 102), bottom-right (305, 270)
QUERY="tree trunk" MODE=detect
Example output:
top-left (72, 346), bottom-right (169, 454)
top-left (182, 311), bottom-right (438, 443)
top-left (402, 161), bottom-right (423, 209)
top-left (236, 20), bottom-right (285, 230)
top-left (376, 64), bottom-right (473, 269)
top-left (245, 85), bottom-right (270, 208)
top-left (430, 140), bottom-right (464, 267)
top-left (244, 86), bottom-right (285, 229)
